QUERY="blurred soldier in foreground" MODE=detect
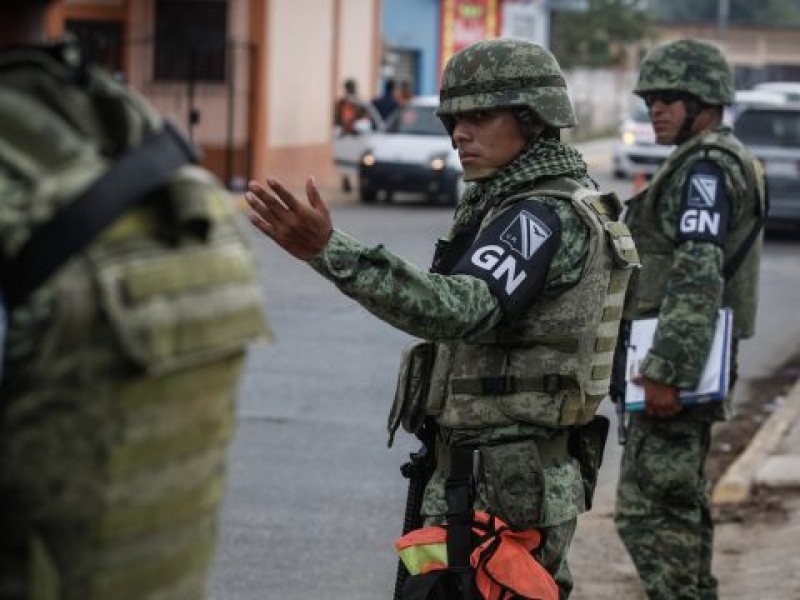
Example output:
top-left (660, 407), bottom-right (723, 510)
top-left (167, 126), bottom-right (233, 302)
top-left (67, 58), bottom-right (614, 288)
top-left (247, 38), bottom-right (638, 598)
top-left (0, 2), bottom-right (270, 598)
top-left (614, 39), bottom-right (766, 600)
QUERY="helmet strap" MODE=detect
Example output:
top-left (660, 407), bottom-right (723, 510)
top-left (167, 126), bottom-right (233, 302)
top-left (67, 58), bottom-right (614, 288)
top-left (675, 97), bottom-right (703, 145)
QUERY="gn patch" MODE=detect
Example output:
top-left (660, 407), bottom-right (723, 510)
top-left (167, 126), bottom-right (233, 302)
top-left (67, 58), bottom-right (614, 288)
top-left (452, 198), bottom-right (561, 316)
top-left (677, 160), bottom-right (730, 245)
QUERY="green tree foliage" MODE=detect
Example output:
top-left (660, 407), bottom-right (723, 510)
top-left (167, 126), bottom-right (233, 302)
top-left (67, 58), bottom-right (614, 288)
top-left (649, 0), bottom-right (800, 26)
top-left (551, 0), bottom-right (653, 69)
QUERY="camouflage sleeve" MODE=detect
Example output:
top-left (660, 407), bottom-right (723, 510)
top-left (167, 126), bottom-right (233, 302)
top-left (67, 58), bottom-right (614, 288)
top-left (641, 240), bottom-right (723, 388)
top-left (308, 229), bottom-right (504, 340)
top-left (308, 198), bottom-right (588, 342)
top-left (534, 196), bottom-right (589, 295)
top-left (641, 157), bottom-right (732, 388)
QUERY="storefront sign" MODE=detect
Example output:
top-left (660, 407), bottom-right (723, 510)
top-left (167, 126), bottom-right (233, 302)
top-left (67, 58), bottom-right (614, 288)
top-left (439, 0), bottom-right (499, 78)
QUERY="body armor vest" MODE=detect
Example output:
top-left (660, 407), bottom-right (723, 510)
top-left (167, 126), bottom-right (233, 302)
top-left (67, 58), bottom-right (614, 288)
top-left (0, 46), bottom-right (269, 598)
top-left (425, 180), bottom-right (639, 429)
top-left (623, 129), bottom-right (765, 338)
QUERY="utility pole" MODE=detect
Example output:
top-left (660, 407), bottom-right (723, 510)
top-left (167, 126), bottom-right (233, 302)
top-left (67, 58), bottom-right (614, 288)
top-left (717, 0), bottom-right (730, 43)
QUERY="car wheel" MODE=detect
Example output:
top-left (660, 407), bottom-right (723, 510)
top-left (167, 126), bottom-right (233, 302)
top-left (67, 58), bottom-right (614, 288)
top-left (360, 187), bottom-right (377, 204)
top-left (613, 168), bottom-right (626, 180)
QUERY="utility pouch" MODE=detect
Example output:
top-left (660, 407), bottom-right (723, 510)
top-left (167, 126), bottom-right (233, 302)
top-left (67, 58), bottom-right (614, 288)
top-left (568, 415), bottom-right (610, 510)
top-left (481, 440), bottom-right (545, 530)
top-left (388, 341), bottom-right (436, 447)
top-left (92, 235), bottom-right (268, 376)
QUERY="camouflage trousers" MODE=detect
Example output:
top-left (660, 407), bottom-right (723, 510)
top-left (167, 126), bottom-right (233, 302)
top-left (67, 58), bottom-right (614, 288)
top-left (421, 429), bottom-right (586, 598)
top-left (614, 412), bottom-right (717, 600)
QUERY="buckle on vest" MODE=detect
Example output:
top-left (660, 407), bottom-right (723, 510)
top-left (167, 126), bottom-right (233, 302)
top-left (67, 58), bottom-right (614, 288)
top-left (480, 376), bottom-right (514, 395)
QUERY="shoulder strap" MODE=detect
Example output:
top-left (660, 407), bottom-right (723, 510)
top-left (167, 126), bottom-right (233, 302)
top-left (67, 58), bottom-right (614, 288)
top-left (723, 176), bottom-right (769, 281)
top-left (0, 120), bottom-right (198, 309)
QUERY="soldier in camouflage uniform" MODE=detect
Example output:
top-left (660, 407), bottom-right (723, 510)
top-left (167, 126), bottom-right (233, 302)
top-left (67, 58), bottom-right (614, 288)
top-left (247, 38), bottom-right (638, 598)
top-left (0, 3), bottom-right (270, 598)
top-left (614, 39), bottom-right (766, 600)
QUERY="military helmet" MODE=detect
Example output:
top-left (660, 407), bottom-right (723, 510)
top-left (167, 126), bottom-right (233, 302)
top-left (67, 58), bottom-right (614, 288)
top-left (634, 39), bottom-right (735, 106)
top-left (437, 38), bottom-right (576, 129)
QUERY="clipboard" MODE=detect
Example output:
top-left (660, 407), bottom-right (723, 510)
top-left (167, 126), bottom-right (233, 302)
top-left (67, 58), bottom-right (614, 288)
top-left (624, 308), bottom-right (733, 412)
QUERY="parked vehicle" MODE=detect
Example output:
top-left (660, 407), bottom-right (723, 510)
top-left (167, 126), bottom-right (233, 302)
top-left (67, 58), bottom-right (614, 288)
top-left (333, 105), bottom-right (383, 194)
top-left (752, 81), bottom-right (800, 103)
top-left (357, 95), bottom-right (464, 205)
top-left (733, 102), bottom-right (800, 228)
top-left (612, 98), bottom-right (673, 179)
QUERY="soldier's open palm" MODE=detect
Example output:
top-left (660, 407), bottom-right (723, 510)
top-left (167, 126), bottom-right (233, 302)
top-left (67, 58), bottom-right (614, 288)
top-left (247, 177), bottom-right (333, 261)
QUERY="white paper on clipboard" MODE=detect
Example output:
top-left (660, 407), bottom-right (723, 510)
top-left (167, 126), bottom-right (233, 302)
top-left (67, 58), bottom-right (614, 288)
top-left (624, 308), bottom-right (733, 412)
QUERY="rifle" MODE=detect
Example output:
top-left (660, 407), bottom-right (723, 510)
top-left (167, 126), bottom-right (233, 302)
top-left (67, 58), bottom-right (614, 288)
top-left (392, 417), bottom-right (438, 600)
top-left (610, 320), bottom-right (630, 445)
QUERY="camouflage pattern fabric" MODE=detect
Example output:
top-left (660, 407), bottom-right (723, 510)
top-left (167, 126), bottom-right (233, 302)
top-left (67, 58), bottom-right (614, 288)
top-left (309, 137), bottom-right (590, 341)
top-left (614, 413), bottom-right (717, 600)
top-left (0, 43), bottom-right (269, 600)
top-left (419, 424), bottom-right (585, 596)
top-left (310, 135), bottom-right (594, 597)
top-left (634, 39), bottom-right (735, 106)
top-left (617, 120), bottom-right (763, 597)
top-left (624, 129), bottom-right (755, 399)
top-left (437, 38), bottom-right (576, 129)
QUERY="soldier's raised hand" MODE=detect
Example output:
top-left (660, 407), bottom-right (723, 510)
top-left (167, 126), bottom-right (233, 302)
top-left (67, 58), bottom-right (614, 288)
top-left (246, 176), bottom-right (333, 261)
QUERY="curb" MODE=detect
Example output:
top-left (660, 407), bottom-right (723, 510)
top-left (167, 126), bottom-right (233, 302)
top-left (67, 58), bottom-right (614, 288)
top-left (712, 378), bottom-right (800, 505)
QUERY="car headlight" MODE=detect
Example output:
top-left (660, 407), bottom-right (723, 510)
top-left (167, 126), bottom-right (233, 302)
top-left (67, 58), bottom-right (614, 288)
top-left (622, 131), bottom-right (636, 145)
top-left (361, 151), bottom-right (375, 167)
top-left (429, 152), bottom-right (448, 171)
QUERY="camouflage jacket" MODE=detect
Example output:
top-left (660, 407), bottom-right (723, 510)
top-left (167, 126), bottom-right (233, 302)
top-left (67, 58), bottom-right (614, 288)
top-left (624, 125), bottom-right (763, 391)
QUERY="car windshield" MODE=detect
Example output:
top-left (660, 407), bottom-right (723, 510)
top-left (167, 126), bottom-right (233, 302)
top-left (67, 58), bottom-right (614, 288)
top-left (631, 101), bottom-right (650, 123)
top-left (387, 105), bottom-right (448, 136)
top-left (735, 109), bottom-right (800, 148)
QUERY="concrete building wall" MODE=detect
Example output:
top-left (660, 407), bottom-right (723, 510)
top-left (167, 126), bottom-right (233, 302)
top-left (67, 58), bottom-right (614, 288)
top-left (337, 0), bottom-right (381, 102)
top-left (268, 0), bottom-right (335, 147)
top-left (260, 0), bottom-right (380, 188)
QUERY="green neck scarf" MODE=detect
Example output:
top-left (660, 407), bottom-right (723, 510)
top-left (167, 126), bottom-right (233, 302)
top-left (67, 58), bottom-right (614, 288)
top-left (459, 137), bottom-right (589, 211)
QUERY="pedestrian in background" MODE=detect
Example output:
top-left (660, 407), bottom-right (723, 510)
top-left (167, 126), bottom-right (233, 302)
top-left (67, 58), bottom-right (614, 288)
top-left (333, 77), bottom-right (375, 135)
top-left (614, 39), bottom-right (767, 600)
top-left (246, 38), bottom-right (638, 597)
top-left (371, 78), bottom-right (400, 121)
top-left (0, 2), bottom-right (270, 598)
top-left (395, 79), bottom-right (413, 106)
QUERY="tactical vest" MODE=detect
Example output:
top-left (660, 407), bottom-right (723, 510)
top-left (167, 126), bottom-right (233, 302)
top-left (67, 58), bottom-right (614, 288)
top-left (425, 180), bottom-right (639, 429)
top-left (623, 128), bottom-right (765, 338)
top-left (0, 46), bottom-right (270, 598)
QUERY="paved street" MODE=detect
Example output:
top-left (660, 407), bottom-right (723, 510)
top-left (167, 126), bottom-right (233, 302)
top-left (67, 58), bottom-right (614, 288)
top-left (209, 148), bottom-right (800, 599)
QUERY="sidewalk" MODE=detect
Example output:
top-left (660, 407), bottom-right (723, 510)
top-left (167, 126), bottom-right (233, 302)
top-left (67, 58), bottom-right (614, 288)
top-left (712, 378), bottom-right (800, 598)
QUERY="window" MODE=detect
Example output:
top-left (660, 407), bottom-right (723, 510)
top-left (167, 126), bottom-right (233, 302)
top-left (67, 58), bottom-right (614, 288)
top-left (388, 106), bottom-right (448, 136)
top-left (66, 19), bottom-right (123, 75)
top-left (735, 109), bottom-right (800, 148)
top-left (154, 0), bottom-right (228, 82)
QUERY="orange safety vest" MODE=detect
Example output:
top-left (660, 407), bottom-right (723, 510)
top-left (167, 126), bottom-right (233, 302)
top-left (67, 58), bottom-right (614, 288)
top-left (394, 511), bottom-right (558, 600)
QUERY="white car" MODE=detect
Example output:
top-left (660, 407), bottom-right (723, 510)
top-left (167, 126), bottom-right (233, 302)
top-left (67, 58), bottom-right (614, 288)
top-left (357, 95), bottom-right (464, 205)
top-left (612, 98), bottom-right (673, 179)
top-left (752, 81), bottom-right (800, 103)
top-left (333, 105), bottom-right (383, 194)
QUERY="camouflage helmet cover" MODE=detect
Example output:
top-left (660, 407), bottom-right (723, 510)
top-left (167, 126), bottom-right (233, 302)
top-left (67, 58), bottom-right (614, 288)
top-left (634, 39), bottom-right (735, 106)
top-left (437, 38), bottom-right (577, 128)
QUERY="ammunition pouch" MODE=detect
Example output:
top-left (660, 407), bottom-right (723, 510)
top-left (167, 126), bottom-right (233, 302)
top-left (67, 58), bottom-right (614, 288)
top-left (568, 415), bottom-right (610, 510)
top-left (388, 341), bottom-right (436, 447)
